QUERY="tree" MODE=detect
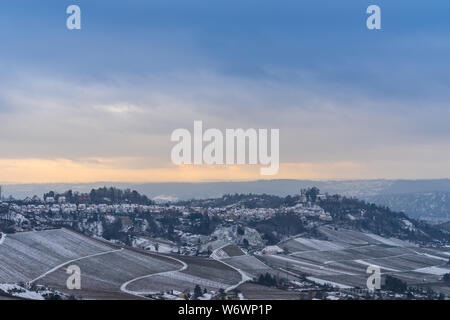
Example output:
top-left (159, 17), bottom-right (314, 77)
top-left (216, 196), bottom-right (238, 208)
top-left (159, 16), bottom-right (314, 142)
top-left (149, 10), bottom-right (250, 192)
top-left (315, 291), bottom-right (325, 299)
top-left (382, 275), bottom-right (407, 293)
top-left (257, 273), bottom-right (277, 287)
top-left (443, 273), bottom-right (450, 283)
top-left (218, 288), bottom-right (226, 300)
top-left (102, 218), bottom-right (123, 241)
top-left (284, 195), bottom-right (295, 207)
top-left (305, 187), bottom-right (320, 202)
top-left (46, 293), bottom-right (62, 300)
top-left (194, 285), bottom-right (203, 299)
top-left (167, 224), bottom-right (174, 240)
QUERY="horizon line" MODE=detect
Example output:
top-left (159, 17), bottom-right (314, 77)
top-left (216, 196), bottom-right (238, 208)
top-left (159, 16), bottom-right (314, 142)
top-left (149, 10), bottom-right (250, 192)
top-left (2, 177), bottom-right (450, 185)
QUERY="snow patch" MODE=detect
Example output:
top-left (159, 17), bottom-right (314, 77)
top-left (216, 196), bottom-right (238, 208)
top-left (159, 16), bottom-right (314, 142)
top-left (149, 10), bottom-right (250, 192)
top-left (162, 293), bottom-right (184, 300)
top-left (293, 238), bottom-right (346, 251)
top-left (198, 293), bottom-right (213, 300)
top-left (364, 233), bottom-right (406, 247)
top-left (414, 266), bottom-right (450, 276)
top-left (306, 277), bottom-right (353, 289)
top-left (354, 260), bottom-right (400, 272)
top-left (0, 284), bottom-right (45, 300)
top-left (0, 233), bottom-right (5, 245)
top-left (153, 195), bottom-right (178, 203)
top-left (421, 253), bottom-right (449, 262)
top-left (402, 219), bottom-right (415, 231)
top-left (262, 245), bottom-right (284, 254)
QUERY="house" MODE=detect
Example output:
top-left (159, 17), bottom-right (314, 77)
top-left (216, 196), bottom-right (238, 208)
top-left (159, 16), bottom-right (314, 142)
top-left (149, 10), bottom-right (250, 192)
top-left (45, 197), bottom-right (55, 204)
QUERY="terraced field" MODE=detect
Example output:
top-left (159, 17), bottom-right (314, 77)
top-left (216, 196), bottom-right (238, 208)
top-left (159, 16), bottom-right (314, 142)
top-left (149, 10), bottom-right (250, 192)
top-left (40, 248), bottom-right (183, 299)
top-left (0, 229), bottom-right (243, 299)
top-left (260, 226), bottom-right (450, 293)
top-left (221, 245), bottom-right (245, 257)
top-left (1, 227), bottom-right (448, 299)
top-left (222, 255), bottom-right (272, 278)
top-left (0, 229), bottom-right (116, 283)
top-left (236, 283), bottom-right (301, 300)
top-left (125, 254), bottom-right (243, 295)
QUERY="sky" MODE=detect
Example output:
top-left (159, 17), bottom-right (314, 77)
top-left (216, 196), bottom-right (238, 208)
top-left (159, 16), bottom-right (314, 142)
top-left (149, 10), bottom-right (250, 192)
top-left (0, 0), bottom-right (450, 183)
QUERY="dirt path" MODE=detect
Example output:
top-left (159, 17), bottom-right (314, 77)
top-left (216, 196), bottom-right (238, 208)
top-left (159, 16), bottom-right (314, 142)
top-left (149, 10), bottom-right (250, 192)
top-left (119, 253), bottom-right (188, 297)
top-left (211, 245), bottom-right (252, 293)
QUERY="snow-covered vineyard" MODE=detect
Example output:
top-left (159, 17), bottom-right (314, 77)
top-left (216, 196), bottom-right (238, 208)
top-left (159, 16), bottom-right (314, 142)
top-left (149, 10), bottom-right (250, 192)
top-left (0, 228), bottom-right (246, 300)
top-left (0, 226), bottom-right (449, 300)
top-left (258, 226), bottom-right (450, 296)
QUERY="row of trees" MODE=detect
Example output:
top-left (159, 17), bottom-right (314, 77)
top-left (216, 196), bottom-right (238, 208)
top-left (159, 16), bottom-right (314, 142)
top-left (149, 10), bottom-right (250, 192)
top-left (44, 187), bottom-right (153, 205)
top-left (179, 188), bottom-right (322, 210)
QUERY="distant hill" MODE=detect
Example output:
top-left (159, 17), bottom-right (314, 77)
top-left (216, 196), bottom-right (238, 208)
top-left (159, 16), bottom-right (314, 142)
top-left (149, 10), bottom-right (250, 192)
top-left (365, 192), bottom-right (450, 223)
top-left (5, 179), bottom-right (450, 200)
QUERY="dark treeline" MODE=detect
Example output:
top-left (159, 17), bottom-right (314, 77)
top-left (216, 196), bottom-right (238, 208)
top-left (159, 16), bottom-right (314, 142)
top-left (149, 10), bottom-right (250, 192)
top-left (176, 188), bottom-right (320, 209)
top-left (43, 187), bottom-right (153, 205)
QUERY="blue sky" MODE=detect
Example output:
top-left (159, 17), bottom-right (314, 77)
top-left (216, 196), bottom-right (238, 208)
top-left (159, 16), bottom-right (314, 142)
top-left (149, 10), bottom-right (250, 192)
top-left (1, 0), bottom-right (449, 99)
top-left (0, 1), bottom-right (450, 181)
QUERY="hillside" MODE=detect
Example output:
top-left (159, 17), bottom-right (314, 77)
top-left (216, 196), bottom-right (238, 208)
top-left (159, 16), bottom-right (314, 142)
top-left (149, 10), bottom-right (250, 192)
top-left (0, 228), bottom-right (243, 300)
top-left (366, 192), bottom-right (450, 223)
top-left (438, 221), bottom-right (450, 232)
top-left (177, 192), bottom-right (450, 244)
top-left (318, 196), bottom-right (449, 243)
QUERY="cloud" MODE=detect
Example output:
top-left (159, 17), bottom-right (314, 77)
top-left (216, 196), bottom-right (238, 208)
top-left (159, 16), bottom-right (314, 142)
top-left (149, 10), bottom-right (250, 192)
top-left (1, 67), bottom-right (450, 156)
top-left (1, 1), bottom-right (450, 181)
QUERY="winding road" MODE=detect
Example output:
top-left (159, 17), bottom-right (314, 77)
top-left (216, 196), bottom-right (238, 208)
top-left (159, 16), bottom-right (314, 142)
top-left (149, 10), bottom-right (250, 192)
top-left (119, 253), bottom-right (188, 297)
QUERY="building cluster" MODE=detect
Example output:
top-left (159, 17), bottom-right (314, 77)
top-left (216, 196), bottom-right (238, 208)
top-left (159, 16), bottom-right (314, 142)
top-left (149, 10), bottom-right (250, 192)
top-left (2, 196), bottom-right (333, 223)
top-left (6, 202), bottom-right (164, 216)
top-left (176, 200), bottom-right (332, 223)
top-left (0, 193), bottom-right (333, 236)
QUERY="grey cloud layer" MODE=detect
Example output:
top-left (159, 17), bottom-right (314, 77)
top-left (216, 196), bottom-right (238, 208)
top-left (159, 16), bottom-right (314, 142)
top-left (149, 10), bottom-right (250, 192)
top-left (1, 69), bottom-right (450, 174)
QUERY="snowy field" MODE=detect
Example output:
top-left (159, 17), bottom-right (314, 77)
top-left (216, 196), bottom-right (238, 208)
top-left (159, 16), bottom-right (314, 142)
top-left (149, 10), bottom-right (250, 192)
top-left (1, 227), bottom-right (449, 299)
top-left (127, 271), bottom-right (230, 293)
top-left (179, 255), bottom-right (242, 285)
top-left (39, 248), bottom-right (182, 299)
top-left (0, 229), bottom-right (244, 299)
top-left (0, 229), bottom-right (115, 283)
top-left (221, 245), bottom-right (245, 257)
top-left (222, 255), bottom-right (272, 277)
top-left (236, 283), bottom-right (301, 300)
top-left (261, 227), bottom-right (450, 294)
